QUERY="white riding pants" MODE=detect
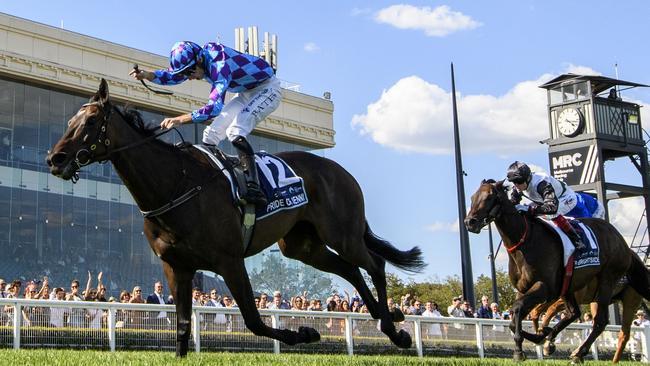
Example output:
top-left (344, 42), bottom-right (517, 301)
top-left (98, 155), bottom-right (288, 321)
top-left (202, 76), bottom-right (282, 145)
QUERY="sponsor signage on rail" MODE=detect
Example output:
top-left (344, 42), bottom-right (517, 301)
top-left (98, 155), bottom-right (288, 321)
top-left (548, 145), bottom-right (600, 186)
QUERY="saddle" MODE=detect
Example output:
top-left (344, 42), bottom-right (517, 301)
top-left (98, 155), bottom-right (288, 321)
top-left (183, 142), bottom-right (257, 251)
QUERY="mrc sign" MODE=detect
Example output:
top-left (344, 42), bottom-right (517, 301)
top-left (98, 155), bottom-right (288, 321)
top-left (548, 145), bottom-right (600, 186)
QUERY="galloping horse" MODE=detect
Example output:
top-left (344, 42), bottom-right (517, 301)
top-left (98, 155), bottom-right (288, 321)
top-left (464, 179), bottom-right (650, 363)
top-left (46, 79), bottom-right (425, 356)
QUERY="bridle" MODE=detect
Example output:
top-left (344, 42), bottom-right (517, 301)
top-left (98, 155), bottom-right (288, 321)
top-left (69, 102), bottom-right (175, 183)
top-left (68, 101), bottom-right (217, 219)
top-left (479, 182), bottom-right (528, 253)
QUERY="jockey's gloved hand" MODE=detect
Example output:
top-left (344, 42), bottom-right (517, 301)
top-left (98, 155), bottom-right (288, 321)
top-left (515, 204), bottom-right (537, 215)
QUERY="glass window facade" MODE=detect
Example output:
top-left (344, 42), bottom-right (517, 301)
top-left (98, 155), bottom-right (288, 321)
top-left (0, 76), bottom-right (319, 297)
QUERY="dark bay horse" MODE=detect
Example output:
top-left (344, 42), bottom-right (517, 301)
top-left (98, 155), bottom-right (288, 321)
top-left (46, 79), bottom-right (425, 356)
top-left (464, 179), bottom-right (650, 363)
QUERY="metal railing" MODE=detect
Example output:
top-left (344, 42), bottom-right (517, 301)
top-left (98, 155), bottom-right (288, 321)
top-left (1, 298), bottom-right (649, 361)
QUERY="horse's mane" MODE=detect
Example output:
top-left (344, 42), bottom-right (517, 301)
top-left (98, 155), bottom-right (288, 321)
top-left (115, 104), bottom-right (159, 138)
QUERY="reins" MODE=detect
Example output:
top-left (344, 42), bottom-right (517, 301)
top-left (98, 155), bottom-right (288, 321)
top-left (74, 102), bottom-right (217, 219)
top-left (506, 214), bottom-right (529, 253)
top-left (483, 183), bottom-right (529, 254)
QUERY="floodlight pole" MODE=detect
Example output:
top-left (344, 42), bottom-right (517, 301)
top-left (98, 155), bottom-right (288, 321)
top-left (451, 63), bottom-right (475, 307)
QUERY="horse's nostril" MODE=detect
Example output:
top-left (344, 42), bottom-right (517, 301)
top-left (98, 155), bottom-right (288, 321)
top-left (49, 152), bottom-right (67, 166)
top-left (466, 218), bottom-right (477, 227)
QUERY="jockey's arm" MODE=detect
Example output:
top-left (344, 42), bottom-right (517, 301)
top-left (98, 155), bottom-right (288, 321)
top-left (531, 181), bottom-right (559, 215)
top-left (160, 113), bottom-right (193, 129)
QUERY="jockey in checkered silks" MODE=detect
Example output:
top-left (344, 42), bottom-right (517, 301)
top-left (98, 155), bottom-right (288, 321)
top-left (505, 161), bottom-right (606, 250)
top-left (130, 41), bottom-right (282, 207)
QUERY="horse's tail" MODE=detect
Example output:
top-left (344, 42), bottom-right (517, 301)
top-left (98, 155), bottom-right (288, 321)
top-left (363, 221), bottom-right (427, 274)
top-left (627, 253), bottom-right (650, 301)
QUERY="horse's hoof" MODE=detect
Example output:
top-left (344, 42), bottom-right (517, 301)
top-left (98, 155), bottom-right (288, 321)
top-left (513, 351), bottom-right (527, 362)
top-left (391, 308), bottom-right (405, 322)
top-left (543, 340), bottom-right (556, 357)
top-left (298, 326), bottom-right (321, 343)
top-left (570, 355), bottom-right (584, 364)
top-left (395, 329), bottom-right (412, 348)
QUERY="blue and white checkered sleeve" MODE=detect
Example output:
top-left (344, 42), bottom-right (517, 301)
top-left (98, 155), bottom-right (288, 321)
top-left (191, 82), bottom-right (227, 122)
top-left (151, 70), bottom-right (187, 86)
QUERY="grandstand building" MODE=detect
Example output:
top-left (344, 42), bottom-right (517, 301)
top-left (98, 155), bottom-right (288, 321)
top-left (0, 13), bottom-right (334, 294)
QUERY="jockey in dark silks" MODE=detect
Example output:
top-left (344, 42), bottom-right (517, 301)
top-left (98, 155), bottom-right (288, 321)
top-left (130, 41), bottom-right (282, 207)
top-left (506, 161), bottom-right (605, 250)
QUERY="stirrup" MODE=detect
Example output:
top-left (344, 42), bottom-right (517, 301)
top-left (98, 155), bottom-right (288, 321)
top-left (238, 185), bottom-right (267, 207)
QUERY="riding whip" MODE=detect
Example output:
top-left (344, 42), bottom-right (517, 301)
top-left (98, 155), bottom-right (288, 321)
top-left (132, 64), bottom-right (174, 95)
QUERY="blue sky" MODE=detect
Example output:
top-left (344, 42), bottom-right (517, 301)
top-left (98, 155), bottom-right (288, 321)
top-left (2, 1), bottom-right (649, 284)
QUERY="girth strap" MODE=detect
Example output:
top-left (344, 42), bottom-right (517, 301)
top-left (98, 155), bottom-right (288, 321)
top-left (141, 185), bottom-right (203, 218)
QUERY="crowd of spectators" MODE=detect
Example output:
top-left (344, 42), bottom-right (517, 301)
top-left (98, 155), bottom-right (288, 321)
top-left (0, 274), bottom-right (621, 340)
top-left (0, 271), bottom-right (511, 332)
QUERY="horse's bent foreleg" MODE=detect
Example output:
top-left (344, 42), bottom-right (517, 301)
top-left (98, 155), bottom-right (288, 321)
top-left (530, 302), bottom-right (552, 335)
top-left (220, 259), bottom-right (320, 345)
top-left (541, 299), bottom-right (566, 331)
top-left (508, 281), bottom-right (550, 361)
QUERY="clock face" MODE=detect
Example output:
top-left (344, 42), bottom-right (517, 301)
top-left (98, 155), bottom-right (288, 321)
top-left (557, 107), bottom-right (584, 137)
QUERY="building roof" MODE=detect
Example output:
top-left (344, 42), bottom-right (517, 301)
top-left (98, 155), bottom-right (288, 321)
top-left (539, 73), bottom-right (648, 95)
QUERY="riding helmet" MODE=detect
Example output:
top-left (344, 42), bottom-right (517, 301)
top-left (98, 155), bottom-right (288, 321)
top-left (506, 161), bottom-right (531, 185)
top-left (168, 41), bottom-right (203, 75)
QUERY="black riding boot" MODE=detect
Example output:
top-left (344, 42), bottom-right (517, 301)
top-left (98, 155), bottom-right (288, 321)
top-left (552, 215), bottom-right (586, 250)
top-left (232, 136), bottom-right (267, 207)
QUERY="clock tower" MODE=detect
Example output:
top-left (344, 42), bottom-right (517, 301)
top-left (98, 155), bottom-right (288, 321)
top-left (540, 74), bottom-right (650, 259)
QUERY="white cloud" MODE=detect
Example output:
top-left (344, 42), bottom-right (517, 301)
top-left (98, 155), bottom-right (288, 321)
top-left (425, 219), bottom-right (459, 233)
top-left (303, 42), bottom-right (320, 53)
top-left (609, 197), bottom-right (646, 244)
top-left (352, 73), bottom-right (554, 155)
top-left (374, 4), bottom-right (481, 37)
top-left (352, 64), bottom-right (650, 156)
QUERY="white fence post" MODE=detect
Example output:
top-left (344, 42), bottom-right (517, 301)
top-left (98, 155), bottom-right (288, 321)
top-left (271, 313), bottom-right (280, 354)
top-left (107, 307), bottom-right (116, 352)
top-left (641, 325), bottom-right (650, 362)
top-left (344, 315), bottom-right (354, 356)
top-left (591, 342), bottom-right (599, 361)
top-left (192, 309), bottom-right (200, 353)
top-left (475, 319), bottom-right (484, 358)
top-left (414, 319), bottom-right (423, 357)
top-left (12, 303), bottom-right (20, 350)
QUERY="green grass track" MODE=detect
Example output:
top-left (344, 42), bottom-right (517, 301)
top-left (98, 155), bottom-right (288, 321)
top-left (0, 350), bottom-right (643, 366)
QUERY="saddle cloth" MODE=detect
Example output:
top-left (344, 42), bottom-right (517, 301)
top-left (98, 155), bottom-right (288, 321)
top-left (194, 145), bottom-right (308, 220)
top-left (540, 218), bottom-right (600, 270)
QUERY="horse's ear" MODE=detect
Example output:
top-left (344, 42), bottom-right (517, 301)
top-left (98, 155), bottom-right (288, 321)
top-left (482, 178), bottom-right (496, 184)
top-left (91, 78), bottom-right (110, 105)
